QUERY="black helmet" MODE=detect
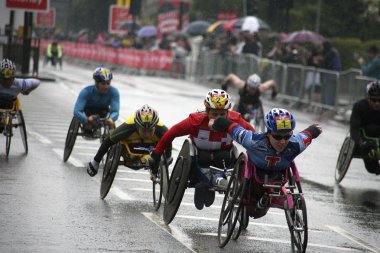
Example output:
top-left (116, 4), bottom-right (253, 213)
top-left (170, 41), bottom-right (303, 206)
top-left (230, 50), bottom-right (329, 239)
top-left (367, 81), bottom-right (380, 96)
top-left (135, 104), bottom-right (159, 129)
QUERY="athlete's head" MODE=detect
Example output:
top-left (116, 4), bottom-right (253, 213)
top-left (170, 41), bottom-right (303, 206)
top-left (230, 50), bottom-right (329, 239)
top-left (366, 81), bottom-right (380, 111)
top-left (265, 108), bottom-right (295, 152)
top-left (204, 89), bottom-right (232, 120)
top-left (0, 58), bottom-right (16, 88)
top-left (135, 104), bottom-right (159, 139)
top-left (93, 67), bottom-right (113, 94)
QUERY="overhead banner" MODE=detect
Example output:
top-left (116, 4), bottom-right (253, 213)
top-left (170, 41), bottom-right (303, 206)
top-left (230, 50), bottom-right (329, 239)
top-left (6, 0), bottom-right (49, 12)
top-left (35, 8), bottom-right (55, 28)
top-left (158, 0), bottom-right (190, 37)
top-left (109, 5), bottom-right (133, 34)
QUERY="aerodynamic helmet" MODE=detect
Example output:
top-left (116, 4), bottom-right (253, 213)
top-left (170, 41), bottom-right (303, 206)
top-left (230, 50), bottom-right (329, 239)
top-left (135, 104), bottom-right (159, 129)
top-left (265, 108), bottom-right (296, 133)
top-left (204, 89), bottom-right (232, 110)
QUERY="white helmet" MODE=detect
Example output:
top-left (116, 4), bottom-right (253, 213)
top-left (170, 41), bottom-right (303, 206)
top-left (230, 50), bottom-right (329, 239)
top-left (246, 74), bottom-right (261, 89)
top-left (204, 89), bottom-right (232, 110)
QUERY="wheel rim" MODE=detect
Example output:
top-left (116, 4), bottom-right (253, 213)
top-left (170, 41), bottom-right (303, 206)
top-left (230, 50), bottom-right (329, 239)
top-left (63, 118), bottom-right (79, 161)
top-left (286, 195), bottom-right (308, 252)
top-left (5, 123), bottom-right (12, 156)
top-left (100, 144), bottom-right (121, 199)
top-left (335, 137), bottom-right (354, 183)
top-left (17, 111), bottom-right (28, 154)
top-left (152, 164), bottom-right (163, 210)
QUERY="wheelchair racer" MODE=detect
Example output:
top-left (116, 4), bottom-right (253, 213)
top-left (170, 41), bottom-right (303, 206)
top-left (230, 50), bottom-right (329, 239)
top-left (144, 89), bottom-right (255, 210)
top-left (87, 104), bottom-right (172, 177)
top-left (349, 81), bottom-right (380, 175)
top-left (73, 67), bottom-right (119, 137)
top-left (222, 73), bottom-right (277, 120)
top-left (209, 108), bottom-right (322, 218)
top-left (0, 58), bottom-right (40, 132)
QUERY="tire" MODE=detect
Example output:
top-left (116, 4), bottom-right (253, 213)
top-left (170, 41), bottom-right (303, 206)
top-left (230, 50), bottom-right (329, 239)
top-left (63, 117), bottom-right (80, 162)
top-left (217, 153), bottom-right (246, 248)
top-left (285, 194), bottom-right (308, 253)
top-left (253, 105), bottom-right (266, 132)
top-left (100, 143), bottom-right (122, 199)
top-left (335, 137), bottom-right (355, 183)
top-left (17, 110), bottom-right (28, 154)
top-left (5, 116), bottom-right (12, 157)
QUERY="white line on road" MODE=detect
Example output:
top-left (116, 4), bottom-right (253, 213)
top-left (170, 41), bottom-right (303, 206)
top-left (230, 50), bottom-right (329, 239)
top-left (27, 130), bottom-right (51, 144)
top-left (327, 225), bottom-right (380, 253)
top-left (200, 232), bottom-right (355, 251)
top-left (52, 148), bottom-right (83, 167)
top-left (142, 212), bottom-right (197, 253)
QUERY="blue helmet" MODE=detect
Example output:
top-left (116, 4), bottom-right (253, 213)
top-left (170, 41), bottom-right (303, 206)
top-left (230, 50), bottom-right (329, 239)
top-left (93, 67), bottom-right (113, 83)
top-left (265, 108), bottom-right (295, 133)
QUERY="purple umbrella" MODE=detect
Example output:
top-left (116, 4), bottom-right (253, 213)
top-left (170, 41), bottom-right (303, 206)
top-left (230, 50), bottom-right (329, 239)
top-left (282, 30), bottom-right (325, 44)
top-left (138, 26), bottom-right (158, 38)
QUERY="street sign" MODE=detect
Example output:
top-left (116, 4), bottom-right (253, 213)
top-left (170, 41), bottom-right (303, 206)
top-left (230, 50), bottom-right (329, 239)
top-left (109, 5), bottom-right (133, 34)
top-left (6, 0), bottom-right (50, 12)
top-left (35, 8), bottom-right (55, 28)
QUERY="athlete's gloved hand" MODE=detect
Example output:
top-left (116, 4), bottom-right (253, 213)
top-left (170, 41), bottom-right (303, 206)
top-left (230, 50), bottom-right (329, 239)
top-left (359, 141), bottom-right (374, 153)
top-left (141, 151), bottom-right (160, 175)
top-left (106, 118), bottom-right (115, 128)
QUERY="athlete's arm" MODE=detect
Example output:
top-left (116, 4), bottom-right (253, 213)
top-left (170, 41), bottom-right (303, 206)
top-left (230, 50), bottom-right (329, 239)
top-left (108, 88), bottom-right (120, 122)
top-left (222, 73), bottom-right (245, 90)
top-left (73, 89), bottom-right (90, 124)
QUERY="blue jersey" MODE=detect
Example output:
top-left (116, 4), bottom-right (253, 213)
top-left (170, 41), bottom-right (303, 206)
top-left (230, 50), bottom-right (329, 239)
top-left (230, 125), bottom-right (312, 171)
top-left (73, 84), bottom-right (120, 124)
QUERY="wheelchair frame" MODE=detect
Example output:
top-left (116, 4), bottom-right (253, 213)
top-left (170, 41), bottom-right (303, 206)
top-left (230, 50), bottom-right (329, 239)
top-left (217, 154), bottom-right (308, 253)
top-left (99, 140), bottom-right (169, 211)
top-left (63, 116), bottom-right (111, 162)
top-left (335, 129), bottom-right (380, 183)
top-left (0, 97), bottom-right (28, 156)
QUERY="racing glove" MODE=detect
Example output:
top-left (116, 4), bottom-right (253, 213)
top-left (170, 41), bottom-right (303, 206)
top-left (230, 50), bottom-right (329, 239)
top-left (141, 151), bottom-right (160, 175)
top-left (106, 118), bottom-right (115, 128)
top-left (303, 124), bottom-right (322, 139)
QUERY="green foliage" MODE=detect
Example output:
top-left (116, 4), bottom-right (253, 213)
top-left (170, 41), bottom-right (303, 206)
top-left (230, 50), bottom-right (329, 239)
top-left (331, 38), bottom-right (362, 70)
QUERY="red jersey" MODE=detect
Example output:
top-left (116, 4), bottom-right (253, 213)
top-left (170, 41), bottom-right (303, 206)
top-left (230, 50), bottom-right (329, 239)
top-left (154, 110), bottom-right (255, 156)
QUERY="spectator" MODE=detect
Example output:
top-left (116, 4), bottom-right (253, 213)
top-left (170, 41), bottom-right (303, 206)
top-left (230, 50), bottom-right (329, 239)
top-left (159, 33), bottom-right (171, 50)
top-left (242, 32), bottom-right (259, 56)
top-left (321, 40), bottom-right (341, 106)
top-left (358, 45), bottom-right (380, 80)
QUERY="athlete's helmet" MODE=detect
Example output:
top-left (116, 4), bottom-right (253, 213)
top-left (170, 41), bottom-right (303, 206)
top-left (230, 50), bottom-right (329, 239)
top-left (135, 104), bottom-right (159, 129)
top-left (265, 108), bottom-right (296, 133)
top-left (204, 89), bottom-right (232, 110)
top-left (0, 58), bottom-right (16, 79)
top-left (93, 67), bottom-right (113, 83)
top-left (366, 81), bottom-right (380, 96)
top-left (246, 74), bottom-right (261, 89)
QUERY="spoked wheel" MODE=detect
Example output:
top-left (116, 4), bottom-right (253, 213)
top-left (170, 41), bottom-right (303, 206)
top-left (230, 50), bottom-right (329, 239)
top-left (231, 204), bottom-right (250, 241)
top-left (17, 110), bottom-right (28, 154)
top-left (285, 194), bottom-right (308, 253)
top-left (217, 153), bottom-right (246, 248)
top-left (63, 117), bottom-right (80, 162)
top-left (100, 143), bottom-right (122, 199)
top-left (335, 136), bottom-right (355, 183)
top-left (5, 117), bottom-right (13, 157)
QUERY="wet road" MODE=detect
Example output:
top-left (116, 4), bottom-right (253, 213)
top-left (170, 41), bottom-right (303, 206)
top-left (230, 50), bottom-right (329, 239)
top-left (0, 63), bottom-right (379, 253)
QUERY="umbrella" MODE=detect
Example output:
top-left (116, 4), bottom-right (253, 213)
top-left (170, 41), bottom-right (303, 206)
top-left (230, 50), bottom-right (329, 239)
top-left (118, 21), bottom-right (141, 31)
top-left (138, 25), bottom-right (158, 37)
top-left (207, 21), bottom-right (226, 35)
top-left (183, 20), bottom-right (211, 36)
top-left (282, 30), bottom-right (325, 44)
top-left (225, 16), bottom-right (270, 33)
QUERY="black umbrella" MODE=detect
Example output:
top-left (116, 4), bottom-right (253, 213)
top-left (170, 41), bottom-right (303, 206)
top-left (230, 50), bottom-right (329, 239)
top-left (183, 21), bottom-right (211, 36)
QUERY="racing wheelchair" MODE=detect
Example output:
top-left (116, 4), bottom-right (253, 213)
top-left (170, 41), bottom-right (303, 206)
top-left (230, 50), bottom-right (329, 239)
top-left (232, 103), bottom-right (266, 132)
top-left (63, 115), bottom-right (112, 162)
top-left (0, 95), bottom-right (28, 156)
top-left (163, 139), bottom-right (239, 225)
top-left (99, 140), bottom-right (169, 211)
top-left (335, 129), bottom-right (380, 183)
top-left (217, 154), bottom-right (308, 253)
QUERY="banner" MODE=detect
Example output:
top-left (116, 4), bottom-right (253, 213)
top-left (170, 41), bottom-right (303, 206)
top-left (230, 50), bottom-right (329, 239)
top-left (109, 5), bottom-right (133, 34)
top-left (158, 0), bottom-right (190, 37)
top-left (6, 0), bottom-right (49, 11)
top-left (35, 8), bottom-right (55, 28)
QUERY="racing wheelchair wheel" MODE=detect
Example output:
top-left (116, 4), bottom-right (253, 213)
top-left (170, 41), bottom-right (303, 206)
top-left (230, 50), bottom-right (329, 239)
top-left (163, 140), bottom-right (192, 225)
top-left (335, 136), bottom-right (355, 183)
top-left (5, 115), bottom-right (13, 157)
top-left (17, 110), bottom-right (28, 154)
top-left (63, 117), bottom-right (80, 162)
top-left (152, 155), bottom-right (169, 211)
top-left (285, 194), bottom-right (308, 253)
top-left (217, 153), bottom-right (247, 248)
top-left (100, 142), bottom-right (122, 199)
top-left (254, 104), bottom-right (266, 132)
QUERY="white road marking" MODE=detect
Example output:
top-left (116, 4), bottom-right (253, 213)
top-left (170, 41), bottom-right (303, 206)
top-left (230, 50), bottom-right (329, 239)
top-left (114, 178), bottom-right (151, 183)
top-left (52, 148), bottom-right (83, 167)
top-left (327, 225), bottom-right (380, 253)
top-left (142, 212), bottom-right (197, 253)
top-left (200, 233), bottom-right (355, 251)
top-left (27, 130), bottom-right (51, 144)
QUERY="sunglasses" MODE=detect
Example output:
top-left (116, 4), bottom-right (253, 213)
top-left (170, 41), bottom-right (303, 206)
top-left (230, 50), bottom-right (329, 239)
top-left (370, 97), bottom-right (380, 103)
top-left (271, 133), bottom-right (292, 141)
